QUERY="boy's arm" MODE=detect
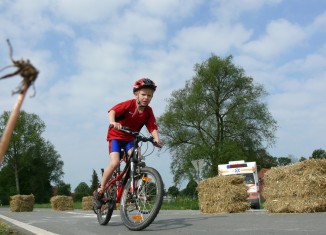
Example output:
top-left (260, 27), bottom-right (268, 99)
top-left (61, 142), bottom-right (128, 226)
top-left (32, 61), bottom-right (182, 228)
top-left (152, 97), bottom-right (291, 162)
top-left (151, 129), bottom-right (163, 148)
top-left (108, 110), bottom-right (122, 129)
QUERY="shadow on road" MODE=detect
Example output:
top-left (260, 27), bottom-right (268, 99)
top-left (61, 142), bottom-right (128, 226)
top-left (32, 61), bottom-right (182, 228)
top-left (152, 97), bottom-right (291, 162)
top-left (145, 214), bottom-right (228, 231)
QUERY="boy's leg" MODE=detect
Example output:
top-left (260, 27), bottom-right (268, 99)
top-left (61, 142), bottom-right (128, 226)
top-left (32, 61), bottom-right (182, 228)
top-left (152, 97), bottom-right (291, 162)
top-left (99, 152), bottom-right (120, 190)
top-left (98, 139), bottom-right (121, 192)
top-left (93, 152), bottom-right (120, 208)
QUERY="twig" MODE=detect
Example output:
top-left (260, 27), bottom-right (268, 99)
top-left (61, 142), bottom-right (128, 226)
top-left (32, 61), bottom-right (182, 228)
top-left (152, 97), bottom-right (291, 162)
top-left (0, 39), bottom-right (39, 165)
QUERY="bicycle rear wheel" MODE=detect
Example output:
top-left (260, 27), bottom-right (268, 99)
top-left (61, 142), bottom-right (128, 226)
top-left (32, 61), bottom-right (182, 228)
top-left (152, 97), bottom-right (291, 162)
top-left (120, 167), bottom-right (163, 231)
top-left (96, 185), bottom-right (116, 225)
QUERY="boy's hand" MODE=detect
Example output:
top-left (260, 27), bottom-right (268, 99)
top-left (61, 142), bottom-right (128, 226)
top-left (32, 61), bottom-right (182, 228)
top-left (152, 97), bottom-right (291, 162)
top-left (153, 139), bottom-right (163, 148)
top-left (109, 122), bottom-right (122, 129)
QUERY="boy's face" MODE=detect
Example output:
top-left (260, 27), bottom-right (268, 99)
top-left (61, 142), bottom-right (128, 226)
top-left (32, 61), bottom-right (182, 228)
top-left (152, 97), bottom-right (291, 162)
top-left (135, 88), bottom-right (154, 106)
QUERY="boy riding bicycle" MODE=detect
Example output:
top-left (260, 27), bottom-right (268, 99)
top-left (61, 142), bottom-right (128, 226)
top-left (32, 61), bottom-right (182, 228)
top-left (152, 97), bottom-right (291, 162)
top-left (93, 78), bottom-right (163, 207)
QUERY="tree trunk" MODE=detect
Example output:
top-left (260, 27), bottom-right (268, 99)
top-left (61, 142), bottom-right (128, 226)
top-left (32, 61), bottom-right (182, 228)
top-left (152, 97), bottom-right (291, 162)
top-left (13, 158), bottom-right (20, 194)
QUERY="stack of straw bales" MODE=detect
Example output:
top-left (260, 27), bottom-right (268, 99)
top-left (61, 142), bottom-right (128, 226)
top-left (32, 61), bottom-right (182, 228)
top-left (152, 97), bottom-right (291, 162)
top-left (10, 194), bottom-right (34, 212)
top-left (82, 196), bottom-right (93, 210)
top-left (50, 196), bottom-right (74, 211)
top-left (263, 159), bottom-right (326, 213)
top-left (198, 175), bottom-right (250, 213)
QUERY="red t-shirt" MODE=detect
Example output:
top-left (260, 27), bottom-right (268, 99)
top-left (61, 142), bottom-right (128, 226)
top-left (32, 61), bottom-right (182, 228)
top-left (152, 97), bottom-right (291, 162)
top-left (107, 99), bottom-right (158, 141)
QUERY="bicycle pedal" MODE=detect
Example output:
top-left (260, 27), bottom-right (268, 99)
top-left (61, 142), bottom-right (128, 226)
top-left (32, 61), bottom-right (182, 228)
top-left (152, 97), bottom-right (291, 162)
top-left (92, 199), bottom-right (102, 209)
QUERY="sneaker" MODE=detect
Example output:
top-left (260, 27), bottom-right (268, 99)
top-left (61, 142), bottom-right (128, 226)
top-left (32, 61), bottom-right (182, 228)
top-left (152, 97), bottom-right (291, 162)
top-left (93, 189), bottom-right (103, 209)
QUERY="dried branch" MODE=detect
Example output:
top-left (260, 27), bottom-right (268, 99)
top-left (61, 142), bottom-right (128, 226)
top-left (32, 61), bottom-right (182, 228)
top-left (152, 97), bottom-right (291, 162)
top-left (0, 39), bottom-right (39, 96)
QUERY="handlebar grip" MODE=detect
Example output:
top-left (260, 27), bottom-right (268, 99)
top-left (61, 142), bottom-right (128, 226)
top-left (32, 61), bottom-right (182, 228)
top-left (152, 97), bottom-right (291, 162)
top-left (121, 126), bottom-right (131, 131)
top-left (109, 124), bottom-right (131, 131)
top-left (109, 124), bottom-right (134, 135)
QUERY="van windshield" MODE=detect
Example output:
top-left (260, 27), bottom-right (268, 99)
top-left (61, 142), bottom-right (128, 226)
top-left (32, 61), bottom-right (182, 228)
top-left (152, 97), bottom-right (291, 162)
top-left (241, 173), bottom-right (255, 184)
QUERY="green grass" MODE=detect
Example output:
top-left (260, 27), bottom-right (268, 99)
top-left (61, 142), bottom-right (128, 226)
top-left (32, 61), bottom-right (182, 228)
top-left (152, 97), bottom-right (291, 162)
top-left (34, 201), bottom-right (83, 209)
top-left (161, 197), bottom-right (199, 210)
top-left (0, 221), bottom-right (24, 235)
top-left (33, 203), bottom-right (52, 208)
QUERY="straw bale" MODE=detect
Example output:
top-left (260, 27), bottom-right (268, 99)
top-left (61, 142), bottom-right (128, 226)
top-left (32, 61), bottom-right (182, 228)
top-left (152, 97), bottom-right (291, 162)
top-left (197, 175), bottom-right (250, 213)
top-left (82, 196), bottom-right (93, 210)
top-left (263, 159), bottom-right (326, 213)
top-left (9, 194), bottom-right (34, 212)
top-left (50, 195), bottom-right (74, 211)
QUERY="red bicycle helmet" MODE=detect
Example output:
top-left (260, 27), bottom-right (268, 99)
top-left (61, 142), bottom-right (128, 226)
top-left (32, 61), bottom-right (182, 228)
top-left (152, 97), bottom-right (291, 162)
top-left (133, 78), bottom-right (157, 93)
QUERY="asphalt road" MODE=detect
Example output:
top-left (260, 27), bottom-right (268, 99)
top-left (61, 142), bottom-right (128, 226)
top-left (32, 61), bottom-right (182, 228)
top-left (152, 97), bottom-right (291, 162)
top-left (1, 208), bottom-right (326, 235)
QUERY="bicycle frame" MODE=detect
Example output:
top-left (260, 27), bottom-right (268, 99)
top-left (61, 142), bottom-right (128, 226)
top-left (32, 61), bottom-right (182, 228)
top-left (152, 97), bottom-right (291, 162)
top-left (95, 126), bottom-right (164, 230)
top-left (102, 154), bottom-right (130, 204)
top-left (102, 130), bottom-right (148, 204)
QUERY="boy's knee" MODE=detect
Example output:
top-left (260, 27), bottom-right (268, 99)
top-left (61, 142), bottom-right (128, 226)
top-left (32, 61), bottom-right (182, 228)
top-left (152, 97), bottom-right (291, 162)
top-left (109, 158), bottom-right (120, 167)
top-left (112, 161), bottom-right (120, 168)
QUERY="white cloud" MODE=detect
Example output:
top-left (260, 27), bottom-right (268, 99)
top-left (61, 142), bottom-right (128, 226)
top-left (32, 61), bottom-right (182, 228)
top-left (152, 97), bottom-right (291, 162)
top-left (172, 22), bottom-right (252, 55)
top-left (50, 0), bottom-right (130, 23)
top-left (242, 19), bottom-right (306, 59)
top-left (134, 0), bottom-right (203, 19)
top-left (310, 11), bottom-right (326, 34)
top-left (107, 11), bottom-right (166, 43)
top-left (211, 0), bottom-right (283, 22)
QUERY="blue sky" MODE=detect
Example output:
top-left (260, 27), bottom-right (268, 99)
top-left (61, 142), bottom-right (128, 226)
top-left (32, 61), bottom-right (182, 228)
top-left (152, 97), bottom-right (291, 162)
top-left (1, 0), bottom-right (326, 190)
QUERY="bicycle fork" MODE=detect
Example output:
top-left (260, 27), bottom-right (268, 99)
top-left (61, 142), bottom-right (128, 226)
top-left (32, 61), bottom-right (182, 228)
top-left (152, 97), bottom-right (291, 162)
top-left (130, 161), bottom-right (137, 198)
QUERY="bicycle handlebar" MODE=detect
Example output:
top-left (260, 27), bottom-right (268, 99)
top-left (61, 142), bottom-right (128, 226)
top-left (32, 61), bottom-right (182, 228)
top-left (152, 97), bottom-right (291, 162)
top-left (109, 124), bottom-right (156, 145)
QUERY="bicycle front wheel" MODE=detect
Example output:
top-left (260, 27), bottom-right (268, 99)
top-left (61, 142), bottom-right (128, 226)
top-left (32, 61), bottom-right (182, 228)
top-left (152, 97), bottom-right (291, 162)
top-left (120, 167), bottom-right (164, 231)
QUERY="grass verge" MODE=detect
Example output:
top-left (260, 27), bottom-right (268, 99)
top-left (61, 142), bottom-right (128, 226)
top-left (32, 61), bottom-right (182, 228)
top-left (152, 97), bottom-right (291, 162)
top-left (0, 221), bottom-right (24, 235)
top-left (161, 197), bottom-right (199, 210)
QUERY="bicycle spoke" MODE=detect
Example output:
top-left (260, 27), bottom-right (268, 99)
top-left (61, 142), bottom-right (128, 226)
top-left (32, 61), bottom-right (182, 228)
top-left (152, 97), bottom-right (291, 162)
top-left (120, 167), bottom-right (163, 230)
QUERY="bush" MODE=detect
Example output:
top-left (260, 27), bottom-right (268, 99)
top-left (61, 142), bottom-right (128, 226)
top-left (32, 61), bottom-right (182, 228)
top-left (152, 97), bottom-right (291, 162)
top-left (74, 182), bottom-right (90, 201)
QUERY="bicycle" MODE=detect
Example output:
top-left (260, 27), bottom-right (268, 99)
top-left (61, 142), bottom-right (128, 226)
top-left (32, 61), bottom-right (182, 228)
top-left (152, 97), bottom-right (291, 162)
top-left (93, 126), bottom-right (164, 231)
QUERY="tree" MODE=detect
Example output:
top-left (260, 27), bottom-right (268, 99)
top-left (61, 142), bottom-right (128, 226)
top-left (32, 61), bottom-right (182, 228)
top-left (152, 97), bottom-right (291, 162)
top-left (276, 157), bottom-right (292, 166)
top-left (158, 55), bottom-right (277, 184)
top-left (180, 179), bottom-right (198, 198)
top-left (251, 149), bottom-right (277, 170)
top-left (0, 111), bottom-right (64, 204)
top-left (167, 185), bottom-right (179, 198)
top-left (90, 169), bottom-right (100, 194)
top-left (310, 149), bottom-right (326, 159)
top-left (56, 181), bottom-right (71, 196)
top-left (74, 182), bottom-right (91, 201)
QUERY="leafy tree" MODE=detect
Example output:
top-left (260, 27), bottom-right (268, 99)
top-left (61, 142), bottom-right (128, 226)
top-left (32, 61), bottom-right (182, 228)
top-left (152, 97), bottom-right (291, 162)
top-left (158, 55), bottom-right (277, 184)
top-left (90, 169), bottom-right (100, 194)
top-left (167, 185), bottom-right (179, 198)
top-left (299, 157), bottom-right (306, 162)
top-left (56, 181), bottom-right (71, 196)
top-left (276, 157), bottom-right (292, 166)
top-left (310, 149), bottom-right (326, 159)
top-left (74, 182), bottom-right (90, 201)
top-left (180, 179), bottom-right (198, 198)
top-left (0, 111), bottom-right (64, 204)
top-left (242, 148), bottom-right (277, 171)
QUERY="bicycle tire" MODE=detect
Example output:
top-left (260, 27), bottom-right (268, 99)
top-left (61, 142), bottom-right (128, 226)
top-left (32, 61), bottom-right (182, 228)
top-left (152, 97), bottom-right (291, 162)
top-left (92, 205), bottom-right (98, 214)
top-left (96, 185), bottom-right (117, 225)
top-left (120, 167), bottom-right (163, 231)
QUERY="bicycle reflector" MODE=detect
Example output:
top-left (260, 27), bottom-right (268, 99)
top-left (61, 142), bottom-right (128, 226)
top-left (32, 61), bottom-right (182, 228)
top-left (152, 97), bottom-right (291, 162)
top-left (132, 215), bottom-right (144, 221)
top-left (142, 176), bottom-right (152, 182)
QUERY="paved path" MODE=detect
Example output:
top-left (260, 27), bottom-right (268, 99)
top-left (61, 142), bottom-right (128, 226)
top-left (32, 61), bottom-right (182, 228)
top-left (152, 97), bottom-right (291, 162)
top-left (1, 208), bottom-right (326, 235)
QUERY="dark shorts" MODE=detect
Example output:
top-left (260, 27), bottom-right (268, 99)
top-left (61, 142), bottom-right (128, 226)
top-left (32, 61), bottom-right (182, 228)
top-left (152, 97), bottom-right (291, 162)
top-left (108, 139), bottom-right (134, 155)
